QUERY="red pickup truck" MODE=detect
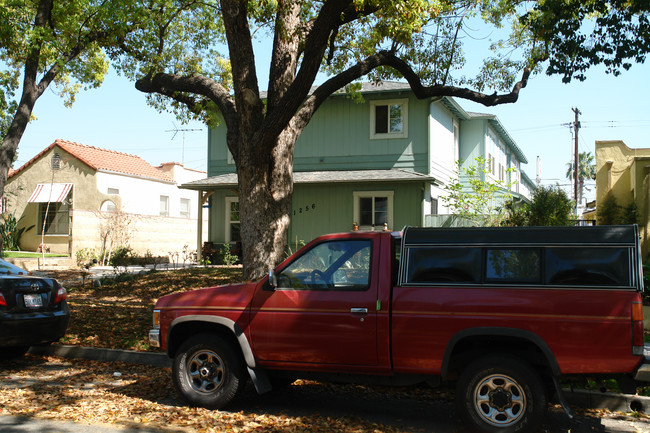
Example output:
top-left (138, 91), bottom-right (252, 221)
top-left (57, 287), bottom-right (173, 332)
top-left (149, 225), bottom-right (650, 432)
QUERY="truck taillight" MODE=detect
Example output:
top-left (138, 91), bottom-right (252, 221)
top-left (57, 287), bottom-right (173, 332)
top-left (53, 287), bottom-right (67, 304)
top-left (0, 293), bottom-right (6, 306)
top-left (153, 309), bottom-right (161, 329)
top-left (632, 301), bottom-right (644, 356)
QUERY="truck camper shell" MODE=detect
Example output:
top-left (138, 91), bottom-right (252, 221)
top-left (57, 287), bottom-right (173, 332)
top-left (399, 225), bottom-right (644, 290)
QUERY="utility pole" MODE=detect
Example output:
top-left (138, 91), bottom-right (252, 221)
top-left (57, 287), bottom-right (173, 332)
top-left (572, 107), bottom-right (581, 216)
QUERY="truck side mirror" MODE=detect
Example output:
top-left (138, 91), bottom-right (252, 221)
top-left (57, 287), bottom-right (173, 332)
top-left (268, 268), bottom-right (278, 289)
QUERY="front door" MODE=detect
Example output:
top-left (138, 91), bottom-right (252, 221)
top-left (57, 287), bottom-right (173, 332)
top-left (249, 238), bottom-right (379, 366)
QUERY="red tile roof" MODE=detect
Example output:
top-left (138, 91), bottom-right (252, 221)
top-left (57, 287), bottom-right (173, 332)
top-left (9, 139), bottom-right (174, 182)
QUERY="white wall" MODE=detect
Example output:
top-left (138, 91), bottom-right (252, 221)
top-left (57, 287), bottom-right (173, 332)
top-left (428, 101), bottom-right (458, 186)
top-left (427, 101), bottom-right (459, 215)
top-left (95, 167), bottom-right (203, 219)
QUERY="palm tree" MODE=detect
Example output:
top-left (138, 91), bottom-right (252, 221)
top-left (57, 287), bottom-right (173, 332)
top-left (566, 152), bottom-right (596, 205)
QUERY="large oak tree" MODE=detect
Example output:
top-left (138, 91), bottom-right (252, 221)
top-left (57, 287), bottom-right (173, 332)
top-left (121, 0), bottom-right (649, 279)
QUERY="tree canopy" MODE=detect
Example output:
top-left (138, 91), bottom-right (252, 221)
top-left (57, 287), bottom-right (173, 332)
top-left (0, 0), bottom-right (148, 195)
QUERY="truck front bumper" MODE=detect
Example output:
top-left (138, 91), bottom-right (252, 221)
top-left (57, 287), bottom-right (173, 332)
top-left (149, 329), bottom-right (161, 348)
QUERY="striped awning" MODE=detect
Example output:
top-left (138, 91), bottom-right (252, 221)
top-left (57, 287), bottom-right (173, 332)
top-left (28, 183), bottom-right (73, 203)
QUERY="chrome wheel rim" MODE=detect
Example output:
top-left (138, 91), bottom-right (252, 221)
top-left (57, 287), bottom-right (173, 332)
top-left (473, 374), bottom-right (526, 427)
top-left (186, 349), bottom-right (225, 394)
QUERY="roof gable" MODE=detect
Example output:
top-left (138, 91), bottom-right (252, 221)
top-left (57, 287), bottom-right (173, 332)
top-left (9, 139), bottom-right (174, 182)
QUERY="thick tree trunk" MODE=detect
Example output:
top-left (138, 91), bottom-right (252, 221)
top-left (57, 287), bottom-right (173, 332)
top-left (236, 127), bottom-right (296, 280)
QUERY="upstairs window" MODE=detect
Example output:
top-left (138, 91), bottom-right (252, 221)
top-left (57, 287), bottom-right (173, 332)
top-left (370, 99), bottom-right (408, 139)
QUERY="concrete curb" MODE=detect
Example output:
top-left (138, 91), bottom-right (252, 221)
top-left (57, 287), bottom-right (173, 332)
top-left (28, 344), bottom-right (650, 415)
top-left (28, 344), bottom-right (171, 368)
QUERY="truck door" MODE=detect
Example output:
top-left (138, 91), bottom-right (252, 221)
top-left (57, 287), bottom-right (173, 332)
top-left (249, 237), bottom-right (379, 366)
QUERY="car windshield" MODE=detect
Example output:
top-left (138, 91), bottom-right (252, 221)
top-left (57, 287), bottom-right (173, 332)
top-left (0, 259), bottom-right (28, 275)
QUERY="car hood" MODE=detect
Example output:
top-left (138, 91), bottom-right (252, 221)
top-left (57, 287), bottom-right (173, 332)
top-left (154, 282), bottom-right (257, 310)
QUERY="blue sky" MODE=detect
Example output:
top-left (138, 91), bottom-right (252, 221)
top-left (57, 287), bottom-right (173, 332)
top-left (14, 43), bottom-right (649, 204)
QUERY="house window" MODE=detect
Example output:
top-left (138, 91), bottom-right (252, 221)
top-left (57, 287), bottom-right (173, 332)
top-left (370, 99), bottom-right (408, 139)
top-left (353, 191), bottom-right (394, 230)
top-left (107, 188), bottom-right (119, 195)
top-left (180, 198), bottom-right (191, 218)
top-left (225, 197), bottom-right (240, 243)
top-left (0, 196), bottom-right (7, 213)
top-left (160, 195), bottom-right (169, 216)
top-left (37, 201), bottom-right (69, 235)
top-left (430, 198), bottom-right (438, 215)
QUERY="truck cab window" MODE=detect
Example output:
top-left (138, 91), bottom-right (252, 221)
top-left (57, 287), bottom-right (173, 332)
top-left (277, 240), bottom-right (371, 290)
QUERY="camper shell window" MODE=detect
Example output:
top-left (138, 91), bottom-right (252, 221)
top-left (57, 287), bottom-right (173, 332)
top-left (399, 226), bottom-right (641, 289)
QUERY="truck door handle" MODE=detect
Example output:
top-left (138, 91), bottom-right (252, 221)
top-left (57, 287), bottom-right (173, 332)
top-left (350, 308), bottom-right (368, 314)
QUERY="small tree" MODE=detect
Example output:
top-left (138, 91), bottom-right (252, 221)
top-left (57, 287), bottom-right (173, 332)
top-left (597, 192), bottom-right (622, 225)
top-left (503, 186), bottom-right (573, 226)
top-left (527, 186), bottom-right (574, 226)
top-left (442, 157), bottom-right (514, 227)
top-left (622, 201), bottom-right (640, 225)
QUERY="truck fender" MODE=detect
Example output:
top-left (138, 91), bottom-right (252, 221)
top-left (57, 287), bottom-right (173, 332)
top-left (440, 327), bottom-right (561, 378)
top-left (168, 315), bottom-right (257, 368)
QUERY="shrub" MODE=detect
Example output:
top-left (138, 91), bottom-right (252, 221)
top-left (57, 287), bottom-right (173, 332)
top-left (110, 246), bottom-right (133, 272)
top-left (76, 248), bottom-right (98, 269)
top-left (597, 192), bottom-right (622, 225)
top-left (0, 213), bottom-right (34, 252)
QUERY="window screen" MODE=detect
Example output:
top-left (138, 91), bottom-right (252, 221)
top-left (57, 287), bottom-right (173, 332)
top-left (546, 248), bottom-right (629, 286)
top-left (406, 247), bottom-right (481, 283)
top-left (485, 249), bottom-right (541, 283)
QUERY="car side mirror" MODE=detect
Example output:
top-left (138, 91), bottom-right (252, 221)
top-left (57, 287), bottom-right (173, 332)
top-left (268, 268), bottom-right (278, 289)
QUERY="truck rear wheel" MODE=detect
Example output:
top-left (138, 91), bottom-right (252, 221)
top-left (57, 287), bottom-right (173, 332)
top-left (455, 354), bottom-right (547, 433)
top-left (172, 334), bottom-right (246, 409)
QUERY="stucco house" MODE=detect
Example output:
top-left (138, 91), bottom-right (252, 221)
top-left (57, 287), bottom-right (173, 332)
top-left (595, 140), bottom-right (650, 258)
top-left (3, 139), bottom-right (207, 257)
top-left (180, 82), bottom-right (534, 257)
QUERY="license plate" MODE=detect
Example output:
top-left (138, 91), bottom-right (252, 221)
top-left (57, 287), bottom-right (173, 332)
top-left (24, 294), bottom-right (43, 308)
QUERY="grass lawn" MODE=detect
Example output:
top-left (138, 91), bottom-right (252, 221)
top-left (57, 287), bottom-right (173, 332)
top-left (3, 251), bottom-right (68, 258)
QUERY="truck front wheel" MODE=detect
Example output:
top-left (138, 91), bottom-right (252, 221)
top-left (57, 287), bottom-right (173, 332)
top-left (172, 334), bottom-right (246, 409)
top-left (455, 354), bottom-right (547, 433)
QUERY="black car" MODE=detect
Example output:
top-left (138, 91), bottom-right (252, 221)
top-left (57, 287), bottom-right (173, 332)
top-left (0, 259), bottom-right (70, 359)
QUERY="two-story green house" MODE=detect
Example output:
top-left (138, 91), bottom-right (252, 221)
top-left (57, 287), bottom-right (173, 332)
top-left (181, 82), bottom-right (534, 256)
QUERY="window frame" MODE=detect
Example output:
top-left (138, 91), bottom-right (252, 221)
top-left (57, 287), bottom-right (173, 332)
top-left (353, 191), bottom-right (394, 230)
top-left (224, 196), bottom-right (240, 244)
top-left (37, 201), bottom-right (70, 236)
top-left (180, 198), bottom-right (191, 219)
top-left (369, 99), bottom-right (408, 139)
top-left (159, 195), bottom-right (169, 217)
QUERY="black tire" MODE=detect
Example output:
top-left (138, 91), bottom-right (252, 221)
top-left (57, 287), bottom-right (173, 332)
top-left (0, 346), bottom-right (30, 360)
top-left (172, 334), bottom-right (246, 409)
top-left (455, 354), bottom-right (547, 433)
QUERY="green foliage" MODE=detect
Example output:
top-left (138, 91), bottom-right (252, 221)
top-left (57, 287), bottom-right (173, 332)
top-left (75, 247), bottom-right (98, 269)
top-left (220, 244), bottom-right (238, 267)
top-left (521, 0), bottom-right (650, 83)
top-left (622, 200), bottom-right (640, 225)
top-left (597, 192), bottom-right (622, 225)
top-left (442, 157), bottom-right (514, 227)
top-left (0, 213), bottom-right (34, 252)
top-left (503, 186), bottom-right (574, 226)
top-left (109, 246), bottom-right (133, 272)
